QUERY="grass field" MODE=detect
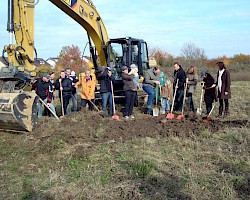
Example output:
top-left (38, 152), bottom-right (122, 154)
top-left (0, 81), bottom-right (249, 200)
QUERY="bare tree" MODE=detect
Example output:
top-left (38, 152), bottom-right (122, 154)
top-left (180, 42), bottom-right (208, 70)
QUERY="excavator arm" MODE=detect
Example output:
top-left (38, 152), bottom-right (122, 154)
top-left (0, 0), bottom-right (150, 132)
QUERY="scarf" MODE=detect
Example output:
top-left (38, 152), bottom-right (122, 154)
top-left (218, 69), bottom-right (225, 92)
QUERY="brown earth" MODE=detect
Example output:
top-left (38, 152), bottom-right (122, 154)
top-left (32, 110), bottom-right (249, 147)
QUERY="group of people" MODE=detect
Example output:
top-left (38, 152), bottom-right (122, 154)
top-left (142, 61), bottom-right (231, 118)
top-left (32, 61), bottom-right (231, 120)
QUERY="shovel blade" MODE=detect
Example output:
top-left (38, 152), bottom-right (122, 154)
top-left (112, 114), bottom-right (120, 121)
top-left (196, 108), bottom-right (202, 115)
top-left (176, 114), bottom-right (184, 120)
top-left (166, 112), bottom-right (174, 119)
top-left (153, 107), bottom-right (159, 116)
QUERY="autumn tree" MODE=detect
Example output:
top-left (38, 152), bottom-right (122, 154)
top-left (180, 42), bottom-right (208, 70)
top-left (149, 48), bottom-right (173, 68)
top-left (55, 45), bottom-right (86, 75)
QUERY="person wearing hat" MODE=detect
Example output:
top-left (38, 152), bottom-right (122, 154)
top-left (215, 61), bottom-right (231, 117)
top-left (31, 73), bottom-right (56, 118)
top-left (121, 65), bottom-right (137, 119)
top-left (142, 65), bottom-right (161, 114)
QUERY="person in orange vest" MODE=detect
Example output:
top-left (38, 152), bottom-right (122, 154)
top-left (75, 70), bottom-right (96, 111)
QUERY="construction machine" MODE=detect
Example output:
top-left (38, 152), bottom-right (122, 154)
top-left (0, 0), bottom-right (151, 132)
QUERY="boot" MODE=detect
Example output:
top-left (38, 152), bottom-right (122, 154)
top-left (216, 106), bottom-right (223, 118)
top-left (224, 107), bottom-right (229, 117)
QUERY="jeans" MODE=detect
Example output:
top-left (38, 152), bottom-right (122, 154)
top-left (81, 99), bottom-right (94, 111)
top-left (186, 93), bottom-right (194, 112)
top-left (161, 98), bottom-right (170, 111)
top-left (67, 93), bottom-right (78, 113)
top-left (124, 90), bottom-right (137, 117)
top-left (174, 89), bottom-right (184, 112)
top-left (101, 92), bottom-right (113, 116)
top-left (206, 102), bottom-right (213, 115)
top-left (37, 98), bottom-right (56, 118)
top-left (142, 84), bottom-right (156, 113)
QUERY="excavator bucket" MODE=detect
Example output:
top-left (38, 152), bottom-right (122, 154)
top-left (0, 92), bottom-right (39, 132)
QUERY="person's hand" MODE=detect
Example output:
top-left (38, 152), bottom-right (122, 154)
top-left (211, 84), bottom-right (216, 88)
top-left (60, 87), bottom-right (63, 91)
top-left (47, 103), bottom-right (50, 108)
top-left (69, 77), bottom-right (73, 81)
top-left (186, 78), bottom-right (189, 83)
top-left (225, 92), bottom-right (228, 95)
top-left (154, 80), bottom-right (160, 85)
top-left (59, 78), bottom-right (62, 82)
top-left (175, 85), bottom-right (179, 89)
top-left (107, 71), bottom-right (112, 76)
top-left (74, 85), bottom-right (78, 88)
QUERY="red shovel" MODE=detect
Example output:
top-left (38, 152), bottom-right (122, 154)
top-left (166, 79), bottom-right (179, 119)
top-left (110, 81), bottom-right (120, 121)
top-left (206, 104), bottom-right (216, 122)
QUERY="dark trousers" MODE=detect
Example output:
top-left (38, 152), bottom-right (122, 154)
top-left (81, 99), bottom-right (94, 111)
top-left (60, 95), bottom-right (71, 115)
top-left (206, 102), bottom-right (213, 115)
top-left (174, 89), bottom-right (184, 111)
top-left (124, 90), bottom-right (137, 117)
top-left (219, 99), bottom-right (229, 109)
top-left (186, 93), bottom-right (194, 112)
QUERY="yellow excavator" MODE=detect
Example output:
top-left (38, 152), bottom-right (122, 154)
top-left (0, 0), bottom-right (151, 132)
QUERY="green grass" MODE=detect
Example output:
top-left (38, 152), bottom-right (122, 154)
top-left (0, 81), bottom-right (249, 199)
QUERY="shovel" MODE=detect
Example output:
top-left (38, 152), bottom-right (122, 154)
top-left (153, 85), bottom-right (159, 116)
top-left (110, 81), bottom-right (120, 121)
top-left (206, 103), bottom-right (216, 122)
top-left (59, 80), bottom-right (64, 116)
top-left (177, 78), bottom-right (188, 120)
top-left (39, 98), bottom-right (60, 120)
top-left (166, 79), bottom-right (179, 119)
top-left (197, 82), bottom-right (204, 115)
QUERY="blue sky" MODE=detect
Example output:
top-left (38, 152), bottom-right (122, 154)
top-left (0, 0), bottom-right (250, 60)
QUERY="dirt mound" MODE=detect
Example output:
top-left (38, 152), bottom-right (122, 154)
top-left (32, 111), bottom-right (249, 145)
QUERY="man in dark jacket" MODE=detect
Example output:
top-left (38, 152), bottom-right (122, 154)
top-left (32, 73), bottom-right (56, 118)
top-left (96, 66), bottom-right (115, 118)
top-left (173, 62), bottom-right (186, 111)
top-left (55, 70), bottom-right (72, 115)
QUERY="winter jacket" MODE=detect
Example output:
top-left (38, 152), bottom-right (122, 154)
top-left (216, 69), bottom-right (231, 99)
top-left (68, 75), bottom-right (79, 95)
top-left (173, 66), bottom-right (186, 91)
top-left (96, 68), bottom-right (115, 93)
top-left (161, 85), bottom-right (172, 100)
top-left (143, 68), bottom-right (161, 88)
top-left (31, 78), bottom-right (53, 103)
top-left (186, 73), bottom-right (198, 94)
top-left (55, 77), bottom-right (72, 97)
top-left (122, 73), bottom-right (137, 91)
top-left (203, 74), bottom-right (217, 104)
top-left (75, 75), bottom-right (96, 100)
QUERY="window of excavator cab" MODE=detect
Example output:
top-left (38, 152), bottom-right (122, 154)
top-left (131, 44), bottom-right (139, 66)
top-left (108, 43), bottom-right (127, 69)
top-left (141, 42), bottom-right (148, 70)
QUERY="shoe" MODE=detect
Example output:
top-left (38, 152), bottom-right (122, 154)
top-left (100, 113), bottom-right (107, 118)
top-left (130, 115), bottom-right (135, 119)
top-left (124, 116), bottom-right (129, 120)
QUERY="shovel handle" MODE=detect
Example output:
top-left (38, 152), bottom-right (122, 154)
top-left (170, 79), bottom-right (179, 113)
top-left (39, 98), bottom-right (60, 120)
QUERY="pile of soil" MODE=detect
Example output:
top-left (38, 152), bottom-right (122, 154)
top-left (33, 111), bottom-right (249, 145)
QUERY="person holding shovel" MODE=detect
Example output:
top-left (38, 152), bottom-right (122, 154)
top-left (215, 61), bottom-right (231, 118)
top-left (55, 70), bottom-right (72, 115)
top-left (173, 62), bottom-right (186, 112)
top-left (31, 73), bottom-right (56, 118)
top-left (186, 65), bottom-right (198, 112)
top-left (96, 66), bottom-right (116, 118)
top-left (75, 70), bottom-right (96, 111)
top-left (142, 66), bottom-right (161, 115)
top-left (121, 65), bottom-right (137, 119)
